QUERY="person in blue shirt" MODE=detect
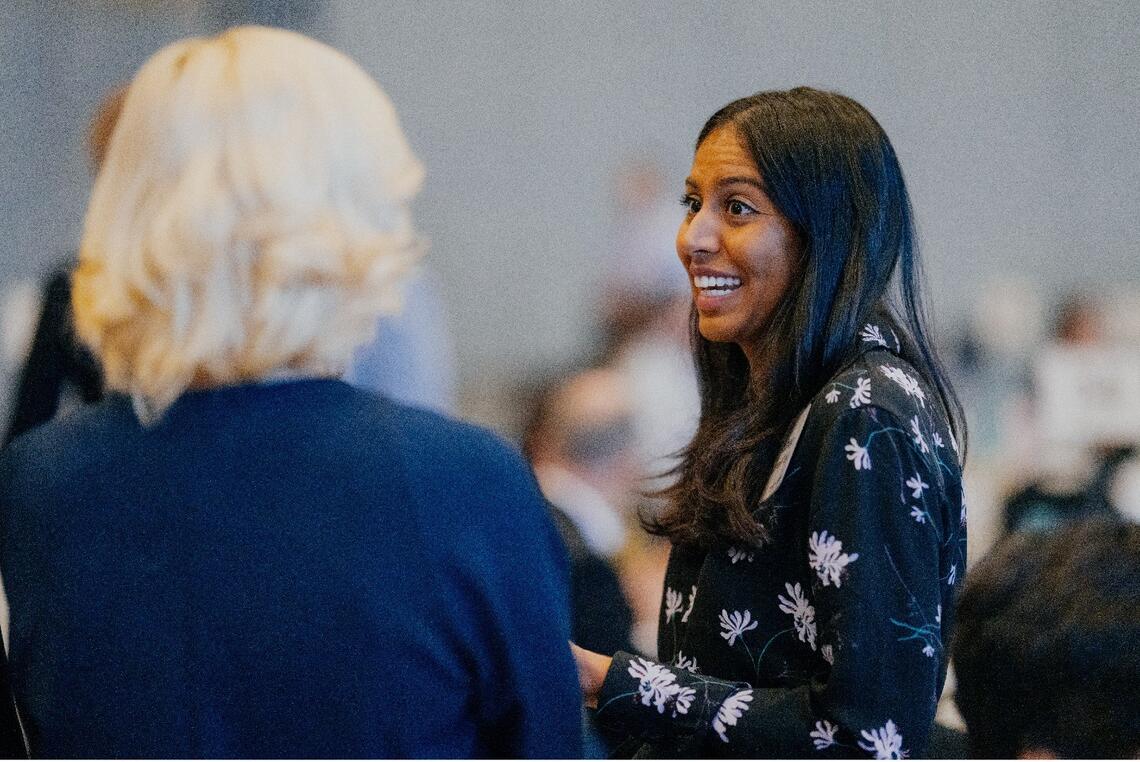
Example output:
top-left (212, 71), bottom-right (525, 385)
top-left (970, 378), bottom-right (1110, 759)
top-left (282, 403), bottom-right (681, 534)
top-left (0, 25), bottom-right (580, 758)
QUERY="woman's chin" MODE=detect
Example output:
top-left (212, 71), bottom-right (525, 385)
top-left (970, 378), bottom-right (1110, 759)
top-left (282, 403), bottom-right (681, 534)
top-left (696, 317), bottom-right (740, 345)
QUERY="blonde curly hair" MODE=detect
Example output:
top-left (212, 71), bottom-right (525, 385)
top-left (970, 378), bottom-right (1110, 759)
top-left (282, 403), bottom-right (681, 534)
top-left (74, 26), bottom-right (424, 421)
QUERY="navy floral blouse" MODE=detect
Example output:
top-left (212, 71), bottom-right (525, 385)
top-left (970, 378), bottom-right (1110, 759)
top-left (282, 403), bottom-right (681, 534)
top-left (595, 322), bottom-right (967, 758)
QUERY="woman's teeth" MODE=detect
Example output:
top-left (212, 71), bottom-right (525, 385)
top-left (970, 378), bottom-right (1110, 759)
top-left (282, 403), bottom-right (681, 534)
top-left (694, 275), bottom-right (741, 296)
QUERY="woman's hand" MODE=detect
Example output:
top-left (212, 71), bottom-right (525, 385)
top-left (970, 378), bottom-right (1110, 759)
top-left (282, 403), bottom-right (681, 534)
top-left (570, 642), bottom-right (613, 709)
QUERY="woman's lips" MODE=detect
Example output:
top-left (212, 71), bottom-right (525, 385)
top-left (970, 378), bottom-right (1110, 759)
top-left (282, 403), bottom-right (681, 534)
top-left (692, 274), bottom-right (742, 311)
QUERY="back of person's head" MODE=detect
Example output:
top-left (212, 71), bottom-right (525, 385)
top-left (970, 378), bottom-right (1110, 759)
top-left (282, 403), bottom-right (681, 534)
top-left (952, 520), bottom-right (1140, 758)
top-left (523, 367), bottom-right (634, 473)
top-left (74, 25), bottom-right (424, 420)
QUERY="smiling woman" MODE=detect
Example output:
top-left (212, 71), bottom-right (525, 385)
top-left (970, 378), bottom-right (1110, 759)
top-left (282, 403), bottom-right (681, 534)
top-left (573, 87), bottom-right (968, 759)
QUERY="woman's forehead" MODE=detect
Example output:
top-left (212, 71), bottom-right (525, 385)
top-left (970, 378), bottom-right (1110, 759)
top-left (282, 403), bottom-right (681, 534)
top-left (686, 126), bottom-right (761, 188)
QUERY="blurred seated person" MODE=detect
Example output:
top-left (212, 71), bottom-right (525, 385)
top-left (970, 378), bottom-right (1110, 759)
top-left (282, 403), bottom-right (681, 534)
top-left (524, 367), bottom-right (636, 656)
top-left (1005, 292), bottom-right (1137, 534)
top-left (0, 26), bottom-right (580, 758)
top-left (953, 520), bottom-right (1140, 758)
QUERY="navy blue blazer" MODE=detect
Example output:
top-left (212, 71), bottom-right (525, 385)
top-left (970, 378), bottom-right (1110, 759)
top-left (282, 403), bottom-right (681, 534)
top-left (0, 380), bottom-right (581, 758)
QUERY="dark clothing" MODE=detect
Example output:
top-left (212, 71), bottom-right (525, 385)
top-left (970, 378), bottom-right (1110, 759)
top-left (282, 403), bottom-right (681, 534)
top-left (550, 508), bottom-right (634, 656)
top-left (0, 669), bottom-right (23, 759)
top-left (4, 268), bottom-right (102, 446)
top-left (0, 380), bottom-right (581, 758)
top-left (596, 321), bottom-right (966, 758)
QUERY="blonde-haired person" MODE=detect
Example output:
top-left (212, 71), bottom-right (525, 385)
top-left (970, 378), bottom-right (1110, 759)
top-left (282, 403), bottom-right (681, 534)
top-left (0, 26), bottom-right (581, 758)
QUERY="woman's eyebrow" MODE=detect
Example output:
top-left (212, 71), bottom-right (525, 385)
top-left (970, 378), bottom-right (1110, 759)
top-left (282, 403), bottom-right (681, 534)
top-left (683, 175), bottom-right (765, 191)
top-left (717, 175), bottom-right (766, 191)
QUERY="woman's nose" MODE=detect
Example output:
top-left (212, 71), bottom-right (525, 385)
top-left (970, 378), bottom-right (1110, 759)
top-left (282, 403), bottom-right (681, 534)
top-left (677, 208), bottom-right (719, 261)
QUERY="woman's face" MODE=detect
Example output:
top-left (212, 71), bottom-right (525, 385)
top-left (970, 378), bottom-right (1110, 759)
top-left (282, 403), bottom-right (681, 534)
top-left (677, 125), bottom-right (799, 352)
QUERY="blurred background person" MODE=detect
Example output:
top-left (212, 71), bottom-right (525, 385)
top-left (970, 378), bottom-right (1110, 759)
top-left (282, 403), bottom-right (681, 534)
top-left (1000, 291), bottom-right (1139, 535)
top-left (598, 157), bottom-right (700, 511)
top-left (0, 87), bottom-right (122, 446)
top-left (0, 26), bottom-right (580, 758)
top-left (524, 366), bottom-right (639, 657)
top-left (344, 263), bottom-right (457, 414)
top-left (523, 366), bottom-right (641, 757)
top-left (953, 520), bottom-right (1140, 759)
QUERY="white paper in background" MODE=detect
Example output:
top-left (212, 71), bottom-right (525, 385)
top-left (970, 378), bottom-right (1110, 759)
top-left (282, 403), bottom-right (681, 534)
top-left (1035, 346), bottom-right (1140, 447)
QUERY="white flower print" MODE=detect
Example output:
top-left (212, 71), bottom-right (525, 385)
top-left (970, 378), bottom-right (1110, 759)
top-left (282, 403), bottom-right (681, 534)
top-left (905, 473), bottom-right (928, 499)
top-left (821, 644), bottom-right (835, 665)
top-left (727, 546), bottom-right (754, 564)
top-left (935, 605), bottom-right (942, 624)
top-left (960, 496), bottom-right (968, 528)
top-left (910, 416), bottom-right (929, 454)
top-left (858, 719), bottom-right (907, 759)
top-left (825, 387), bottom-right (841, 404)
top-left (932, 431), bottom-right (944, 449)
top-left (664, 588), bottom-right (684, 623)
top-left (922, 644), bottom-right (935, 657)
top-left (719, 609), bottom-right (759, 647)
top-left (861, 323), bottom-right (888, 347)
top-left (713, 689), bottom-right (754, 743)
top-left (809, 530), bottom-right (860, 588)
top-left (880, 364), bottom-right (927, 408)
top-left (909, 506), bottom-right (926, 524)
top-left (811, 719), bottom-right (840, 750)
top-left (627, 657), bottom-right (681, 713)
top-left (845, 438), bottom-right (871, 470)
top-left (849, 377), bottom-right (872, 408)
top-left (673, 651), bottom-right (698, 672)
top-left (682, 585), bottom-right (697, 623)
top-left (777, 582), bottom-right (817, 650)
top-left (673, 686), bottom-right (696, 717)
top-left (948, 564), bottom-right (957, 586)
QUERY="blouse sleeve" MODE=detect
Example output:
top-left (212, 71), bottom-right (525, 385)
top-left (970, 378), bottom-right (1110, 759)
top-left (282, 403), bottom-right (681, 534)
top-left (595, 404), bottom-right (950, 758)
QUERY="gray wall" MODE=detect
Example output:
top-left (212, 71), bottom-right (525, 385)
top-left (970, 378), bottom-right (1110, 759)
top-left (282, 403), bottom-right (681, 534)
top-left (2, 1), bottom-right (1137, 418)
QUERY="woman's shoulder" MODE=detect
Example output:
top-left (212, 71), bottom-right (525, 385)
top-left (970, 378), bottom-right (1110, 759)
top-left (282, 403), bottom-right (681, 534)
top-left (798, 344), bottom-right (962, 474)
top-left (811, 348), bottom-right (942, 428)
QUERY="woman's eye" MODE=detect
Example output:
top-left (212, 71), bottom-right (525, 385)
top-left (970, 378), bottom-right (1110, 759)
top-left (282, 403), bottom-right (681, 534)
top-left (679, 195), bottom-right (701, 214)
top-left (727, 199), bottom-right (756, 216)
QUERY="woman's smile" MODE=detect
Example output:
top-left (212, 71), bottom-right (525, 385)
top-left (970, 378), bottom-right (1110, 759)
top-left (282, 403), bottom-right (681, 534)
top-left (690, 270), bottom-right (743, 309)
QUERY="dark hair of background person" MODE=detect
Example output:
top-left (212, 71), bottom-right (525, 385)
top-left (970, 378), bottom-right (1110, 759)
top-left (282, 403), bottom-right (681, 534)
top-left (2, 87), bottom-right (126, 446)
top-left (647, 86), bottom-right (965, 550)
top-left (952, 520), bottom-right (1140, 758)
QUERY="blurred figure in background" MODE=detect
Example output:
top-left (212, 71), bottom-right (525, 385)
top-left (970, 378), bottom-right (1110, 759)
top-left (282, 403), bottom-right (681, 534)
top-left (599, 157), bottom-right (699, 517)
top-left (523, 367), bottom-right (636, 656)
top-left (1, 88), bottom-right (124, 445)
top-left (953, 520), bottom-right (1140, 758)
top-left (1004, 291), bottom-right (1140, 534)
top-left (0, 26), bottom-right (580, 757)
top-left (344, 264), bottom-right (457, 414)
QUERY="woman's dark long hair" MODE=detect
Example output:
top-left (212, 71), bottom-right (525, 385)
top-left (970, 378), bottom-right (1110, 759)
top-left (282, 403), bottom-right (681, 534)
top-left (648, 87), bottom-right (965, 550)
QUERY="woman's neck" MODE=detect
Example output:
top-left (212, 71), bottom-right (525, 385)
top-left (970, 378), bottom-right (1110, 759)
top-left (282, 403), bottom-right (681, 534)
top-left (741, 343), bottom-right (774, 391)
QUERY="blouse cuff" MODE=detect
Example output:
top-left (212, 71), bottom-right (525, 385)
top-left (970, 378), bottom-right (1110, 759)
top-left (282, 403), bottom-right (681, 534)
top-left (594, 651), bottom-right (742, 744)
